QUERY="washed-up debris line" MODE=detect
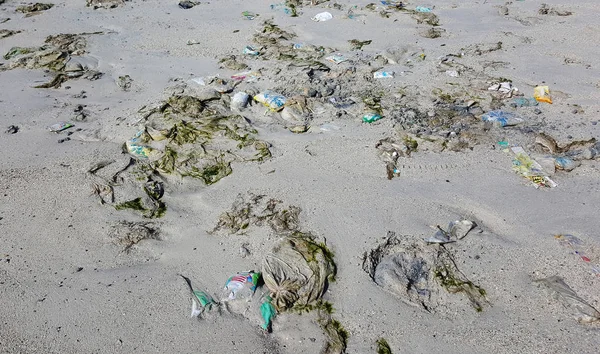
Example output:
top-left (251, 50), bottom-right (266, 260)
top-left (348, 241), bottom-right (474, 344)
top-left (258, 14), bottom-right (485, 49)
top-left (363, 231), bottom-right (487, 312)
top-left (1, 32), bottom-right (104, 88)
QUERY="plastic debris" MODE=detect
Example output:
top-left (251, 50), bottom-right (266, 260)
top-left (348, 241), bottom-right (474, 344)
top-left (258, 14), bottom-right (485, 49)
top-left (511, 146), bottom-right (557, 188)
top-left (363, 231), bottom-right (487, 312)
top-left (445, 70), bottom-right (459, 77)
top-left (231, 91), bottom-right (250, 109)
top-left (260, 295), bottom-right (277, 330)
top-left (374, 71), bottom-right (394, 79)
top-left (242, 46), bottom-right (260, 56)
top-left (510, 97), bottom-right (538, 107)
top-left (231, 70), bottom-right (260, 82)
top-left (325, 54), bottom-right (348, 64)
top-left (180, 275), bottom-right (218, 318)
top-left (535, 276), bottom-right (600, 324)
top-left (488, 82), bottom-right (518, 97)
top-left (262, 233), bottom-right (336, 311)
top-left (554, 235), bottom-right (600, 276)
top-left (223, 271), bottom-right (261, 301)
top-left (125, 130), bottom-right (156, 159)
top-left (375, 136), bottom-right (417, 179)
top-left (415, 6), bottom-right (432, 12)
top-left (48, 122), bottom-right (73, 132)
top-left (554, 157), bottom-right (580, 171)
top-left (312, 12), bottom-right (333, 22)
top-left (534, 85), bottom-right (552, 104)
top-left (363, 113), bottom-right (383, 123)
top-left (426, 220), bottom-right (476, 244)
top-left (254, 91), bottom-right (287, 111)
top-left (242, 11), bottom-right (258, 20)
top-left (481, 110), bottom-right (523, 127)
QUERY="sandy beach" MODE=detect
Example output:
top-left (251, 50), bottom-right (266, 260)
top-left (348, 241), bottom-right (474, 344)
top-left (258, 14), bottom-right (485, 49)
top-left (1, 0), bottom-right (600, 353)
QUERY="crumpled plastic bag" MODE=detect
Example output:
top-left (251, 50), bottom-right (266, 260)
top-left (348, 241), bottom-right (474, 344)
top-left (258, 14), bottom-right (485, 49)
top-left (262, 233), bottom-right (336, 311)
top-left (535, 275), bottom-right (600, 324)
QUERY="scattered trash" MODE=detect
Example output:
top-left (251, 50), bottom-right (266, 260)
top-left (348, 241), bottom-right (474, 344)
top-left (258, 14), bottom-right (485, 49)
top-left (534, 276), bottom-right (600, 323)
top-left (554, 157), bottom-right (580, 171)
top-left (325, 54), bottom-right (348, 64)
top-left (231, 91), bottom-right (250, 109)
top-left (375, 136), bottom-right (417, 179)
top-left (488, 82), bottom-right (518, 96)
top-left (481, 110), bottom-right (523, 127)
top-left (510, 97), bottom-right (538, 108)
top-left (231, 70), bottom-right (261, 82)
top-left (186, 39), bottom-right (201, 45)
top-left (363, 231), bottom-right (487, 312)
top-left (534, 85), bottom-right (552, 104)
top-left (5, 125), bottom-right (19, 134)
top-left (312, 12), bottom-right (333, 22)
top-left (125, 130), bottom-right (156, 159)
top-left (180, 275), bottom-right (218, 318)
top-left (242, 11), bottom-right (258, 20)
top-left (223, 271), bottom-right (261, 301)
top-left (242, 45), bottom-right (260, 56)
top-left (260, 295), bottom-right (277, 330)
top-left (254, 90), bottom-right (287, 111)
top-left (363, 113), bottom-right (383, 123)
top-left (511, 146), bottom-right (557, 188)
top-left (178, 0), bottom-right (198, 9)
top-left (426, 220), bottom-right (476, 244)
top-left (445, 70), bottom-right (459, 77)
top-left (415, 6), bottom-right (432, 13)
top-left (376, 338), bottom-right (393, 354)
top-left (48, 122), bottom-right (73, 132)
top-left (554, 234), bottom-right (600, 277)
top-left (262, 233), bottom-right (336, 311)
top-left (373, 71), bottom-right (394, 79)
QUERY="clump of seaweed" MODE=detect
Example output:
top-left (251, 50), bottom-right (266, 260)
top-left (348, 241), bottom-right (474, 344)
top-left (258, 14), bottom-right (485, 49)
top-left (110, 221), bottom-right (160, 253)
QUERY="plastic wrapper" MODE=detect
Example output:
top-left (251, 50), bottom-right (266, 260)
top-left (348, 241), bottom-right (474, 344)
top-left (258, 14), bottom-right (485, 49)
top-left (535, 276), bottom-right (600, 324)
top-left (254, 91), bottom-right (287, 111)
top-left (222, 271), bottom-right (261, 300)
top-left (534, 85), bottom-right (552, 104)
top-left (481, 110), bottom-right (523, 127)
top-left (262, 234), bottom-right (336, 311)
